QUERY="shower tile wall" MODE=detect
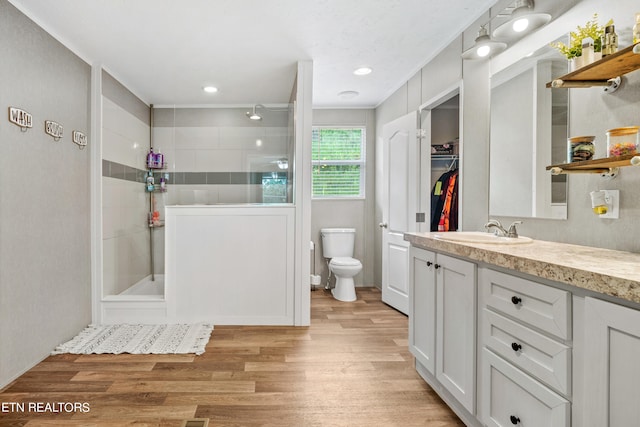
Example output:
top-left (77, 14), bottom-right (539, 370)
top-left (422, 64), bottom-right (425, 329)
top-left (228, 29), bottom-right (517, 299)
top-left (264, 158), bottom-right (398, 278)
top-left (102, 96), bottom-right (150, 296)
top-left (153, 107), bottom-right (292, 206)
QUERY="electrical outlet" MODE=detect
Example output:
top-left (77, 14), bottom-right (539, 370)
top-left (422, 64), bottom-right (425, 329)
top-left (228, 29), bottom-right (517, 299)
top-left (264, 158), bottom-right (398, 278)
top-left (599, 190), bottom-right (619, 219)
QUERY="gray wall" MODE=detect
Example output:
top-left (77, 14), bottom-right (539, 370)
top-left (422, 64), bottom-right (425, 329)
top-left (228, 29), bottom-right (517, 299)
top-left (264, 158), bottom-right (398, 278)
top-left (374, 34), bottom-right (475, 286)
top-left (374, 0), bottom-right (640, 290)
top-left (311, 109), bottom-right (376, 286)
top-left (490, 0), bottom-right (640, 252)
top-left (505, 70), bottom-right (640, 251)
top-left (0, 0), bottom-right (91, 387)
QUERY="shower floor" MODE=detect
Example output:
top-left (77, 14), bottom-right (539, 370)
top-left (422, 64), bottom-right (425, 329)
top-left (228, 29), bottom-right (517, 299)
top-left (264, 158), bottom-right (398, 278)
top-left (118, 274), bottom-right (165, 298)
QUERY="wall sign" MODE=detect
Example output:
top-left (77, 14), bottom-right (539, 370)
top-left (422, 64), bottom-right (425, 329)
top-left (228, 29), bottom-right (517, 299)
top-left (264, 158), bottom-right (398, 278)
top-left (72, 130), bottom-right (87, 149)
top-left (8, 107), bottom-right (33, 131)
top-left (45, 120), bottom-right (63, 141)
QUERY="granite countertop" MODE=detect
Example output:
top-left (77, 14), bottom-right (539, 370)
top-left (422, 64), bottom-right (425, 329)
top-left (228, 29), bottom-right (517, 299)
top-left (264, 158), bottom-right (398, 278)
top-left (405, 232), bottom-right (640, 305)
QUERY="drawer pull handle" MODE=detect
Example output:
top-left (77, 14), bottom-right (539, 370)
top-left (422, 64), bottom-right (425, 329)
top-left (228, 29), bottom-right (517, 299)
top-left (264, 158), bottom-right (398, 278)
top-left (511, 296), bottom-right (522, 305)
top-left (434, 264), bottom-right (441, 269)
top-left (426, 261), bottom-right (433, 267)
top-left (511, 342), bottom-right (522, 352)
top-left (510, 415), bottom-right (521, 424)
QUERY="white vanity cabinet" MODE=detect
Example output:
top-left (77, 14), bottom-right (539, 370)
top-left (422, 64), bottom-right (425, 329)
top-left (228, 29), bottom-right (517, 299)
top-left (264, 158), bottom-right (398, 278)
top-left (582, 297), bottom-right (640, 427)
top-left (479, 268), bottom-right (571, 427)
top-left (409, 246), bottom-right (476, 415)
top-left (405, 232), bottom-right (640, 427)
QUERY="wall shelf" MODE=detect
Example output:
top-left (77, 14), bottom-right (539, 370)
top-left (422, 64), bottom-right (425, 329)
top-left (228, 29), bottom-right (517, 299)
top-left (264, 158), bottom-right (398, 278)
top-left (547, 42), bottom-right (640, 90)
top-left (546, 154), bottom-right (640, 175)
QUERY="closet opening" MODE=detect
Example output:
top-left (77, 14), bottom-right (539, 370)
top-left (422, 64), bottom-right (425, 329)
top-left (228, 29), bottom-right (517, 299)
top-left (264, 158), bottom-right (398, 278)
top-left (419, 87), bottom-right (460, 232)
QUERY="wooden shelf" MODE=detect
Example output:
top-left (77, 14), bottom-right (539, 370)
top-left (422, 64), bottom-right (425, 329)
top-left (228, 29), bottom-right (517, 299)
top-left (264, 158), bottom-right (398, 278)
top-left (547, 42), bottom-right (640, 89)
top-left (546, 154), bottom-right (640, 175)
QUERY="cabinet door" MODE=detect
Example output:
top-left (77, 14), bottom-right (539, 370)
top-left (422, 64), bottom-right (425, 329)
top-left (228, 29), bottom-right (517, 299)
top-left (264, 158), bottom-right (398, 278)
top-left (583, 297), bottom-right (640, 427)
top-left (408, 247), bottom-right (436, 374)
top-left (436, 253), bottom-right (476, 413)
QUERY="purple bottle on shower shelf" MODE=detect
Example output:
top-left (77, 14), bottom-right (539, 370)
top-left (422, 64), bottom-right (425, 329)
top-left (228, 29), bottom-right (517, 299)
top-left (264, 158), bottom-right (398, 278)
top-left (156, 151), bottom-right (164, 168)
top-left (147, 148), bottom-right (155, 168)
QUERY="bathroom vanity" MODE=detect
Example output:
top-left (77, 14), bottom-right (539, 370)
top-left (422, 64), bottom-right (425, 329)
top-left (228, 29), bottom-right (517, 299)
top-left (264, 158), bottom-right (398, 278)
top-left (405, 232), bottom-right (640, 427)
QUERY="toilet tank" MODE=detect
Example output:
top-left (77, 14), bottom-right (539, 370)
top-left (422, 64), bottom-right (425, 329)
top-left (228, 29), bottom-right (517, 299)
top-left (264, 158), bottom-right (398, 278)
top-left (320, 228), bottom-right (356, 258)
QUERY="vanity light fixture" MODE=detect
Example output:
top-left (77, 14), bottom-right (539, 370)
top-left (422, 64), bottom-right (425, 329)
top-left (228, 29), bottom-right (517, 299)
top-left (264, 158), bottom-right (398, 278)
top-left (462, 25), bottom-right (507, 60)
top-left (493, 0), bottom-right (551, 40)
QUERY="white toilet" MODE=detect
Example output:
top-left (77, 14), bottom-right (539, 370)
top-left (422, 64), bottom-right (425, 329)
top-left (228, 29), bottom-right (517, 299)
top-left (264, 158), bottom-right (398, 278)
top-left (320, 228), bottom-right (362, 302)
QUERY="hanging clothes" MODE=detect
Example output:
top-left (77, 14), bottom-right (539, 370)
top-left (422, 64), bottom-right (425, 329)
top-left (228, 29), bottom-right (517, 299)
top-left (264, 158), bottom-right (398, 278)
top-left (430, 169), bottom-right (459, 232)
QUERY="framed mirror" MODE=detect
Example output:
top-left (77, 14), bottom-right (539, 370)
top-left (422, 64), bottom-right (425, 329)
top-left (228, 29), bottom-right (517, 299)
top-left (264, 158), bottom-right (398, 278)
top-left (489, 40), bottom-right (568, 219)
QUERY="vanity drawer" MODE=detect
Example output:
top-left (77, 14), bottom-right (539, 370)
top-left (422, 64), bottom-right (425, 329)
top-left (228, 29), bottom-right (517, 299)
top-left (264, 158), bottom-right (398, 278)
top-left (482, 309), bottom-right (571, 396)
top-left (480, 268), bottom-right (571, 340)
top-left (481, 348), bottom-right (570, 427)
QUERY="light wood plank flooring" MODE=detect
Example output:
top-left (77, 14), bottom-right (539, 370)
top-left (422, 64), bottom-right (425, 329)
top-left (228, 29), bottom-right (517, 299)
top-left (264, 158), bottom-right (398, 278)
top-left (0, 288), bottom-right (464, 426)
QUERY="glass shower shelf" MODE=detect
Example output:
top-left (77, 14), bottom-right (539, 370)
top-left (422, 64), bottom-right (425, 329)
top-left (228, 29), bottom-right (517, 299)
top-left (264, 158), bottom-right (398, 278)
top-left (145, 184), bottom-right (168, 193)
top-left (147, 161), bottom-right (167, 169)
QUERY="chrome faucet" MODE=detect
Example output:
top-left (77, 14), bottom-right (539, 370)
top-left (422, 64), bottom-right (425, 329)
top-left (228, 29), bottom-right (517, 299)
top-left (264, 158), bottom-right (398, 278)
top-left (484, 220), bottom-right (523, 238)
top-left (485, 219), bottom-right (507, 236)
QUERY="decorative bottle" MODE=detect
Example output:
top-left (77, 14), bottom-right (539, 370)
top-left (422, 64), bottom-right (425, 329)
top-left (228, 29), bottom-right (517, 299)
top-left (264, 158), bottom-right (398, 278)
top-left (602, 25), bottom-right (618, 56)
top-left (581, 37), bottom-right (594, 65)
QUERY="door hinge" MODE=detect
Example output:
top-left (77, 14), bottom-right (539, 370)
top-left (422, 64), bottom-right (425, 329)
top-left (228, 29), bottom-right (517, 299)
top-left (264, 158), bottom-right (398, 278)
top-left (416, 212), bottom-right (426, 223)
top-left (417, 129), bottom-right (427, 138)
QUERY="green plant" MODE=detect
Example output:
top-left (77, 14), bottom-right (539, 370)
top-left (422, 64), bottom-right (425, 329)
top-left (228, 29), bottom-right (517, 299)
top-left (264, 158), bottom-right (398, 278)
top-left (551, 14), bottom-right (613, 59)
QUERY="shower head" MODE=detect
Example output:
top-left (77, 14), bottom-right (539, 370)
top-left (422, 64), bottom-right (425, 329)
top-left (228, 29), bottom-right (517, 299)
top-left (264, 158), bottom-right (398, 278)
top-left (246, 105), bottom-right (262, 121)
top-left (246, 104), bottom-right (291, 121)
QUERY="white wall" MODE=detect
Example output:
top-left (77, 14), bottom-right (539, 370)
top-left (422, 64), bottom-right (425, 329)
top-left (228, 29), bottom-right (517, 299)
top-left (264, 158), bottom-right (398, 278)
top-left (101, 94), bottom-right (151, 295)
top-left (312, 109), bottom-right (376, 286)
top-left (0, 0), bottom-right (91, 388)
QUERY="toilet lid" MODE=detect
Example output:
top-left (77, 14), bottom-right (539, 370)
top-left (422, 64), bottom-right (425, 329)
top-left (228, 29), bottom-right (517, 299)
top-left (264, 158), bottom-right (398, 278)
top-left (330, 257), bottom-right (361, 267)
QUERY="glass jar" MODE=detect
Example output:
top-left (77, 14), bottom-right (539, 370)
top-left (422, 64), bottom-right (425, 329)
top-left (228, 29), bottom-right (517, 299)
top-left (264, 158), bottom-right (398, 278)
top-left (606, 126), bottom-right (639, 157)
top-left (567, 136), bottom-right (595, 163)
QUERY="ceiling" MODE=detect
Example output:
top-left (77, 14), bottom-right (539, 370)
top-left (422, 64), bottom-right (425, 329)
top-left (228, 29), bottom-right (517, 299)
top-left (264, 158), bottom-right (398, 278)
top-left (8, 0), bottom-right (499, 108)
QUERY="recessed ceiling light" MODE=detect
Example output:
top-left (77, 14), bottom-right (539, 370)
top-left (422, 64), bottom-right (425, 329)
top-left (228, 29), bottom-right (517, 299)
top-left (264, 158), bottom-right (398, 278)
top-left (353, 67), bottom-right (372, 76)
top-left (203, 86), bottom-right (218, 93)
top-left (338, 90), bottom-right (359, 100)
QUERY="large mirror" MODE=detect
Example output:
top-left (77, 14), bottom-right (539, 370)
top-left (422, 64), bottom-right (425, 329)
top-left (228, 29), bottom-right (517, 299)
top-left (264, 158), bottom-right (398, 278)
top-left (489, 41), bottom-right (568, 219)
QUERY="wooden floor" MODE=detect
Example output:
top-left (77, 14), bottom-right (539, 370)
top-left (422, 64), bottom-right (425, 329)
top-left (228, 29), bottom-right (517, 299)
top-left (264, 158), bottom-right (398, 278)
top-left (0, 288), bottom-right (464, 426)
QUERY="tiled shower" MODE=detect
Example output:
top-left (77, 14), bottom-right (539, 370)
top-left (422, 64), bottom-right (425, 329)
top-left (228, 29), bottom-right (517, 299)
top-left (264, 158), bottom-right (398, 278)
top-left (101, 98), bottom-right (294, 299)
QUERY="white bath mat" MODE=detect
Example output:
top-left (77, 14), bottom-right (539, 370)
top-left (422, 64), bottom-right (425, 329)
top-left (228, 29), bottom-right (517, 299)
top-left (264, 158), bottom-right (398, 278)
top-left (51, 324), bottom-right (213, 355)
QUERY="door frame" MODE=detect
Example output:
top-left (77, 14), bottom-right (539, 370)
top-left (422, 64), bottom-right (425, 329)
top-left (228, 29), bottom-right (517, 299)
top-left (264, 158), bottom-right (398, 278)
top-left (418, 82), bottom-right (463, 232)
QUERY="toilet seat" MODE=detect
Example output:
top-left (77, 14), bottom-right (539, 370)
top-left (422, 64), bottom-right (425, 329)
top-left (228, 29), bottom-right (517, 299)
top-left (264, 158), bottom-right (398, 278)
top-left (330, 257), bottom-right (361, 267)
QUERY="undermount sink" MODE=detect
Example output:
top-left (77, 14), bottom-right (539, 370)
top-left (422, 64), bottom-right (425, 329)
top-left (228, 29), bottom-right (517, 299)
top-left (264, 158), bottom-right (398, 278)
top-left (433, 231), bottom-right (533, 245)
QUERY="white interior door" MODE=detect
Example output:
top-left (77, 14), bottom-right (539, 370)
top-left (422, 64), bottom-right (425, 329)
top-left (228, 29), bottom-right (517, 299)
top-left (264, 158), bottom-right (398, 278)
top-left (381, 112), bottom-right (419, 314)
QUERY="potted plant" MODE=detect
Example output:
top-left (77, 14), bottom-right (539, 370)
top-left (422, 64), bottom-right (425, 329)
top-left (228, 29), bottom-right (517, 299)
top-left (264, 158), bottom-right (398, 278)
top-left (551, 14), bottom-right (612, 71)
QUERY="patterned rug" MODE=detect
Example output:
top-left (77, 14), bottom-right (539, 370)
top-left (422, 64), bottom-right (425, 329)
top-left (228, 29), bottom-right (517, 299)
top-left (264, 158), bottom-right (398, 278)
top-left (51, 324), bottom-right (214, 355)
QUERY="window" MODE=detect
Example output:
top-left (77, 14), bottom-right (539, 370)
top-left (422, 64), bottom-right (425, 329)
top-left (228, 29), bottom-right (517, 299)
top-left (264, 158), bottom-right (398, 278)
top-left (262, 172), bottom-right (288, 203)
top-left (312, 127), bottom-right (365, 198)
